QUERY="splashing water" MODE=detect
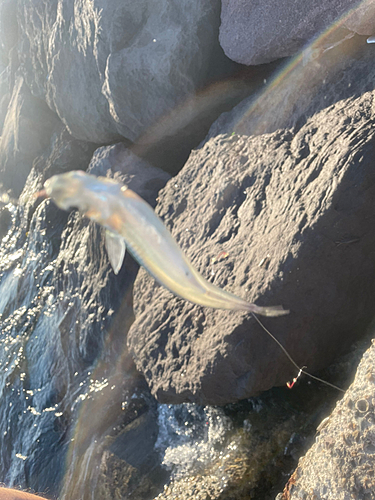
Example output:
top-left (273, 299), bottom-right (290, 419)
top-left (155, 403), bottom-right (231, 478)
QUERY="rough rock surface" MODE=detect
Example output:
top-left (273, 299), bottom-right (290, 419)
top-left (128, 50), bottom-right (375, 405)
top-left (277, 334), bottom-right (375, 500)
top-left (88, 143), bottom-right (170, 206)
top-left (17, 0), bottom-right (225, 143)
top-left (219, 0), bottom-right (375, 65)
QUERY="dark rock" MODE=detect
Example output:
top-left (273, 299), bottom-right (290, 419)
top-left (213, 31), bottom-right (375, 141)
top-left (17, 0), bottom-right (227, 144)
top-left (94, 409), bottom-right (169, 500)
top-left (88, 143), bottom-right (170, 208)
top-left (128, 50), bottom-right (375, 405)
top-left (0, 205), bottom-right (12, 239)
top-left (0, 76), bottom-right (61, 196)
top-left (277, 333), bottom-right (375, 500)
top-left (219, 0), bottom-right (375, 65)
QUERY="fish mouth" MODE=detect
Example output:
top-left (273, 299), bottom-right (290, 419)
top-left (34, 189), bottom-right (48, 200)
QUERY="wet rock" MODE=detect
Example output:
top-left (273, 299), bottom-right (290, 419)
top-left (94, 408), bottom-right (168, 500)
top-left (0, 205), bottom-right (12, 239)
top-left (219, 0), bottom-right (373, 65)
top-left (278, 329), bottom-right (375, 500)
top-left (18, 0), bottom-right (225, 143)
top-left (61, 384), bottom-right (168, 500)
top-left (128, 56), bottom-right (375, 405)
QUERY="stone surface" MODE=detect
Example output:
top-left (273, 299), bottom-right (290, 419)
top-left (0, 76), bottom-right (61, 195)
top-left (277, 331), bottom-right (375, 500)
top-left (0, 0), bottom-right (18, 61)
top-left (219, 0), bottom-right (375, 65)
top-left (343, 0), bottom-right (375, 35)
top-left (128, 45), bottom-right (375, 405)
top-left (209, 34), bottom-right (374, 142)
top-left (17, 0), bottom-right (225, 144)
top-left (88, 143), bottom-right (170, 208)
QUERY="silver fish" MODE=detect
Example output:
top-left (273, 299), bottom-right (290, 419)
top-left (42, 170), bottom-right (289, 317)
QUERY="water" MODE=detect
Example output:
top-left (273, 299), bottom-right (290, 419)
top-left (156, 403), bottom-right (231, 479)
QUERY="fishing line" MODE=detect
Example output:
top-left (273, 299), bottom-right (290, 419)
top-left (251, 312), bottom-right (345, 392)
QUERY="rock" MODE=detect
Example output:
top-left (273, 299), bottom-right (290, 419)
top-left (94, 409), bottom-right (168, 500)
top-left (209, 33), bottom-right (374, 141)
top-left (88, 143), bottom-right (170, 208)
top-left (0, 76), bottom-right (61, 196)
top-left (127, 47), bottom-right (375, 405)
top-left (219, 0), bottom-right (375, 65)
top-left (0, 205), bottom-right (12, 239)
top-left (61, 387), bottom-right (168, 500)
top-left (277, 332), bottom-right (375, 500)
top-left (29, 123), bottom-right (97, 187)
top-left (344, 1), bottom-right (375, 35)
top-left (18, 0), bottom-right (226, 144)
top-left (0, 0), bottom-right (18, 61)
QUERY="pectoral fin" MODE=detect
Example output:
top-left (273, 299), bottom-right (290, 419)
top-left (105, 230), bottom-right (126, 275)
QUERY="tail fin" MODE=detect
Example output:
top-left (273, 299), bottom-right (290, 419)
top-left (250, 304), bottom-right (290, 317)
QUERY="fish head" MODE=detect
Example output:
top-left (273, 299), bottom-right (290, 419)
top-left (44, 171), bottom-right (126, 226)
top-left (44, 171), bottom-right (91, 211)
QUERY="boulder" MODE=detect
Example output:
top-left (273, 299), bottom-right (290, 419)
top-left (17, 0), bottom-right (226, 143)
top-left (127, 50), bottom-right (375, 405)
top-left (219, 0), bottom-right (375, 65)
top-left (277, 331), bottom-right (375, 500)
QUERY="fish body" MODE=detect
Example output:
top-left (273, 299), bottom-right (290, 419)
top-left (43, 171), bottom-right (288, 317)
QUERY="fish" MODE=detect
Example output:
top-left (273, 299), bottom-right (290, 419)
top-left (41, 170), bottom-right (289, 317)
top-left (367, 36), bottom-right (375, 44)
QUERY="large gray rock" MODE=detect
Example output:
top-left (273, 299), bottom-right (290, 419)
top-left (277, 327), bottom-right (375, 500)
top-left (18, 0), bottom-right (224, 143)
top-left (219, 0), bottom-right (375, 65)
top-left (127, 48), bottom-right (375, 405)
